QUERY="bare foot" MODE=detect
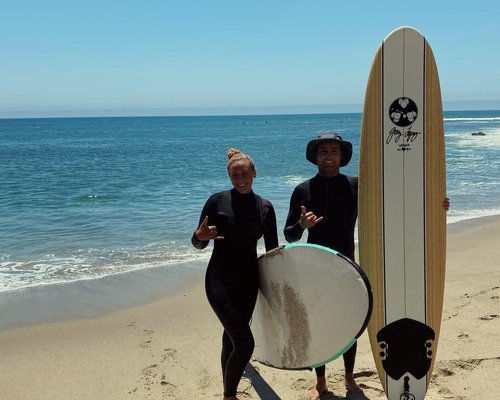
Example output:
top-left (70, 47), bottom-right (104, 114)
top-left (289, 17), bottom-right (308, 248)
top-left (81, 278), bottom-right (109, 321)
top-left (308, 376), bottom-right (328, 400)
top-left (345, 373), bottom-right (363, 395)
top-left (307, 389), bottom-right (324, 400)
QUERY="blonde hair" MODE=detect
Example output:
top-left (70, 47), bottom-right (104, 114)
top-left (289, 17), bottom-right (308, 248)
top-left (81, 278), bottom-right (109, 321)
top-left (226, 148), bottom-right (256, 172)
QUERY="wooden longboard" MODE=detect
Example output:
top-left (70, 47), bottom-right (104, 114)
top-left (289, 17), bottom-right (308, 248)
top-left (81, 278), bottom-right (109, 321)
top-left (358, 26), bottom-right (446, 400)
top-left (251, 243), bottom-right (372, 370)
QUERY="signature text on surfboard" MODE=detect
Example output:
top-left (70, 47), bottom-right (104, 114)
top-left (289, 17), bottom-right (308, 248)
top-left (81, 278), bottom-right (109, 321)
top-left (386, 126), bottom-right (421, 152)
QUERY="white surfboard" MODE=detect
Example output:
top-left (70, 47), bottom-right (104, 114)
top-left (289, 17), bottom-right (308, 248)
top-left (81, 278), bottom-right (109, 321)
top-left (359, 26), bottom-right (447, 400)
top-left (251, 243), bottom-right (372, 370)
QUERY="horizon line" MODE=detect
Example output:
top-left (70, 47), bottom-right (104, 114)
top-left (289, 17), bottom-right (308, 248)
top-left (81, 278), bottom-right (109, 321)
top-left (1, 100), bottom-right (500, 120)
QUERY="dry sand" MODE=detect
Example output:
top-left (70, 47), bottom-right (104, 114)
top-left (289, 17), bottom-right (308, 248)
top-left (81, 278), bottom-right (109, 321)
top-left (1, 216), bottom-right (499, 400)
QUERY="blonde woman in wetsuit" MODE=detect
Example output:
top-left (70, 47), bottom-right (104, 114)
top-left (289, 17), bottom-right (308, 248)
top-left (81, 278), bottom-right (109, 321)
top-left (192, 148), bottom-right (279, 400)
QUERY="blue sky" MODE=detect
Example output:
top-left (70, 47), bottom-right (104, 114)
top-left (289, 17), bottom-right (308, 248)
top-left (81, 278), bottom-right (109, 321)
top-left (2, 0), bottom-right (500, 117)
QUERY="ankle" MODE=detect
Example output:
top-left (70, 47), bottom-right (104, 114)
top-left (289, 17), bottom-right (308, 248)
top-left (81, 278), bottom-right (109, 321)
top-left (316, 375), bottom-right (327, 391)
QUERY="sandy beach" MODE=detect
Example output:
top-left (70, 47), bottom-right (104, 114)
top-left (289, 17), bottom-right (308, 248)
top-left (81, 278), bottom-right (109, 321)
top-left (1, 216), bottom-right (499, 400)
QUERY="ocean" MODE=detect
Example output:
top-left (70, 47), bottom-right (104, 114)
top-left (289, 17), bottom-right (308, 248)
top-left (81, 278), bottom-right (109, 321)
top-left (1, 111), bottom-right (499, 293)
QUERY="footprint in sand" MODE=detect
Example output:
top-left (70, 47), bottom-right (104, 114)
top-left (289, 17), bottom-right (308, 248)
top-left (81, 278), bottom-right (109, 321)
top-left (142, 363), bottom-right (158, 373)
top-left (436, 366), bottom-right (455, 377)
top-left (291, 377), bottom-right (309, 391)
top-left (479, 314), bottom-right (499, 321)
top-left (442, 359), bottom-right (482, 372)
top-left (135, 332), bottom-right (181, 397)
top-left (161, 348), bottom-right (177, 361)
top-left (354, 370), bottom-right (377, 379)
top-left (140, 364), bottom-right (158, 390)
top-left (196, 367), bottom-right (211, 390)
top-left (139, 329), bottom-right (154, 349)
top-left (143, 329), bottom-right (154, 339)
top-left (436, 386), bottom-right (457, 399)
top-left (160, 380), bottom-right (176, 389)
top-left (157, 369), bottom-right (179, 397)
top-left (160, 348), bottom-right (179, 374)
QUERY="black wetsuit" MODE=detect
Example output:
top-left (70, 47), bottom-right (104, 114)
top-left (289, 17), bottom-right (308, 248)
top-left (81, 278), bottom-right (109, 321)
top-left (192, 189), bottom-right (278, 397)
top-left (284, 173), bottom-right (358, 377)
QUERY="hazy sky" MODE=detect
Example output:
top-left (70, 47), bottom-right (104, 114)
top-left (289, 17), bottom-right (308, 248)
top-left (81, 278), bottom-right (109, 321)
top-left (2, 0), bottom-right (500, 117)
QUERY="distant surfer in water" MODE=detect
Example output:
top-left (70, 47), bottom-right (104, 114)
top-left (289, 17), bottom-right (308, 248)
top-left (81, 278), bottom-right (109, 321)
top-left (284, 132), bottom-right (362, 398)
top-left (192, 148), bottom-right (279, 400)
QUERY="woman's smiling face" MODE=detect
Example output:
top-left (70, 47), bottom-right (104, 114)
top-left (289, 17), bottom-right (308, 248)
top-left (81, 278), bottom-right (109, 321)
top-left (228, 160), bottom-right (256, 194)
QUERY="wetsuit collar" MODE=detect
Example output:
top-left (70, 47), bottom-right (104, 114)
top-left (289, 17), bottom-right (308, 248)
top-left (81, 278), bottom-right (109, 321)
top-left (315, 173), bottom-right (343, 181)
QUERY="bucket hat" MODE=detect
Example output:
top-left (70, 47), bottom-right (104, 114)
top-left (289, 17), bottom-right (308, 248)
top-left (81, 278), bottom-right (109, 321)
top-left (306, 131), bottom-right (353, 167)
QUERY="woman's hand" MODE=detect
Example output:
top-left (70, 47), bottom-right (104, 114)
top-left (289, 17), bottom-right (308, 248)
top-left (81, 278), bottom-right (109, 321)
top-left (195, 216), bottom-right (224, 241)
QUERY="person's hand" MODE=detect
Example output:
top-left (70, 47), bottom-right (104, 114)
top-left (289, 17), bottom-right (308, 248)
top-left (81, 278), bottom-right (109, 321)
top-left (299, 206), bottom-right (323, 229)
top-left (195, 216), bottom-right (224, 241)
top-left (443, 197), bottom-right (450, 211)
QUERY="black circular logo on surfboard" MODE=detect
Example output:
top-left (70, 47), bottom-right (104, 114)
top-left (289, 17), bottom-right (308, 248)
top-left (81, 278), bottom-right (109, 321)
top-left (389, 97), bottom-right (418, 127)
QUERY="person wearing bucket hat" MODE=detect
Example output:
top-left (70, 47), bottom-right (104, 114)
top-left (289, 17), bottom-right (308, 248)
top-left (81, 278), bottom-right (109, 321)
top-left (284, 131), bottom-right (362, 398)
top-left (285, 132), bottom-right (450, 398)
top-left (305, 131), bottom-right (353, 167)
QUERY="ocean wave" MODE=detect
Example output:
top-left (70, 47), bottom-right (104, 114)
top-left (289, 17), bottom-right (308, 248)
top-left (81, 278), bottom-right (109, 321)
top-left (283, 175), bottom-right (307, 186)
top-left (0, 243), bottom-right (211, 292)
top-left (444, 117), bottom-right (500, 122)
top-left (446, 208), bottom-right (500, 225)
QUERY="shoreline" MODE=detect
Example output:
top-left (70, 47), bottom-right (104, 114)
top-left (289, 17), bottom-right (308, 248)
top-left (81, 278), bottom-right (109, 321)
top-left (0, 260), bottom-right (207, 331)
top-left (0, 215), bottom-right (498, 332)
top-left (0, 215), bottom-right (499, 399)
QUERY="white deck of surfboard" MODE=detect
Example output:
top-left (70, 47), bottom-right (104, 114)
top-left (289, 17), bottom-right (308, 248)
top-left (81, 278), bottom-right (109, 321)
top-left (383, 27), bottom-right (427, 399)
top-left (383, 27), bottom-right (426, 327)
top-left (251, 243), bottom-right (372, 370)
